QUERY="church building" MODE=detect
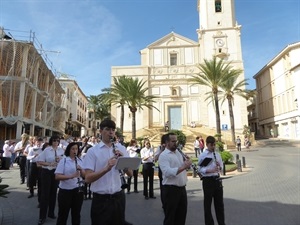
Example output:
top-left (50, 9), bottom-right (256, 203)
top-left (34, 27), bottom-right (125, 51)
top-left (111, 0), bottom-right (248, 136)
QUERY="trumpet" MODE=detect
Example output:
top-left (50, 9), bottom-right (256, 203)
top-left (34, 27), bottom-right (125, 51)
top-left (110, 137), bottom-right (128, 190)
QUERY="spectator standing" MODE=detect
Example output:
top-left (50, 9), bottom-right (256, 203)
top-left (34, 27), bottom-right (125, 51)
top-left (158, 132), bottom-right (192, 225)
top-left (236, 136), bottom-right (242, 151)
top-left (3, 140), bottom-right (15, 166)
top-left (199, 136), bottom-right (205, 153)
top-left (140, 140), bottom-right (156, 200)
top-left (194, 136), bottom-right (200, 158)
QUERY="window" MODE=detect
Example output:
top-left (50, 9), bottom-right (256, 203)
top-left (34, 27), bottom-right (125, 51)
top-left (170, 53), bottom-right (177, 66)
top-left (215, 0), bottom-right (222, 12)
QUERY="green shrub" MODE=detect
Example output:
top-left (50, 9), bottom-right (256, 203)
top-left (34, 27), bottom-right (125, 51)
top-left (220, 151), bottom-right (234, 164)
top-left (169, 130), bottom-right (186, 147)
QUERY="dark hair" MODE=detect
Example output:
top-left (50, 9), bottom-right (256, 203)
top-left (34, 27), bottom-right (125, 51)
top-left (42, 142), bottom-right (49, 151)
top-left (166, 132), bottom-right (176, 142)
top-left (37, 137), bottom-right (43, 142)
top-left (49, 135), bottom-right (60, 145)
top-left (99, 119), bottom-right (116, 130)
top-left (206, 136), bottom-right (216, 144)
top-left (160, 134), bottom-right (168, 145)
top-left (65, 142), bottom-right (80, 157)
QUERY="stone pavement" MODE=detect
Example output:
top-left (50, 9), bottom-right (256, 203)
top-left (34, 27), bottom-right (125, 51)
top-left (0, 139), bottom-right (299, 225)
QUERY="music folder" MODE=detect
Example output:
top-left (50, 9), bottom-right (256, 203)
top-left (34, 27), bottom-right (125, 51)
top-left (115, 157), bottom-right (142, 170)
top-left (199, 157), bottom-right (212, 167)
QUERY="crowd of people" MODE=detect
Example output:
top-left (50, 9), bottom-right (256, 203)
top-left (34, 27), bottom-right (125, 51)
top-left (0, 118), bottom-right (232, 225)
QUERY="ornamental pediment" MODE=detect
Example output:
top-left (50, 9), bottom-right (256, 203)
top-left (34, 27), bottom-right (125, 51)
top-left (147, 32), bottom-right (198, 48)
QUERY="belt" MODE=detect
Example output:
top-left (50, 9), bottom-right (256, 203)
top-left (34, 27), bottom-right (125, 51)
top-left (163, 185), bottom-right (186, 189)
top-left (93, 190), bottom-right (123, 200)
top-left (202, 176), bottom-right (220, 180)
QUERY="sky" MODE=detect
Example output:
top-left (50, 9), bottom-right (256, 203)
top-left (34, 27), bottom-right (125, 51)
top-left (0, 0), bottom-right (299, 96)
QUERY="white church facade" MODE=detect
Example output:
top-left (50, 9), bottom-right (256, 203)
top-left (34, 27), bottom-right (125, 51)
top-left (111, 0), bottom-right (248, 136)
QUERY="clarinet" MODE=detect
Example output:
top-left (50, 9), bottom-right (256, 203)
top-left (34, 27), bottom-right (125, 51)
top-left (177, 148), bottom-right (202, 178)
top-left (110, 138), bottom-right (128, 189)
top-left (213, 151), bottom-right (221, 179)
top-left (74, 153), bottom-right (84, 192)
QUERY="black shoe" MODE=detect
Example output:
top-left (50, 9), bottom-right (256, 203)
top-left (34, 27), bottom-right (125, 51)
top-left (145, 196), bottom-right (149, 200)
top-left (124, 220), bottom-right (133, 225)
top-left (28, 194), bottom-right (34, 198)
top-left (20, 181), bottom-right (25, 184)
top-left (127, 191), bottom-right (131, 194)
top-left (38, 218), bottom-right (45, 225)
top-left (134, 190), bottom-right (139, 193)
top-left (48, 215), bottom-right (56, 219)
top-left (149, 196), bottom-right (156, 199)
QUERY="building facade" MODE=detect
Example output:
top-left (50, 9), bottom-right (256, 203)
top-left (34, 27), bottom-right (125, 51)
top-left (254, 42), bottom-right (300, 139)
top-left (111, 0), bottom-right (248, 137)
top-left (58, 76), bottom-right (88, 137)
top-left (0, 28), bottom-right (65, 141)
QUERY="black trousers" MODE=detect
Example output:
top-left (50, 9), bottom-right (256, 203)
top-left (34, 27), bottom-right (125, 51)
top-left (91, 190), bottom-right (125, 225)
top-left (202, 177), bottom-right (225, 225)
top-left (162, 185), bottom-right (187, 225)
top-left (19, 156), bottom-right (27, 182)
top-left (56, 188), bottom-right (84, 225)
top-left (142, 163), bottom-right (154, 197)
top-left (194, 148), bottom-right (200, 157)
top-left (127, 169), bottom-right (138, 192)
top-left (158, 167), bottom-right (164, 209)
top-left (39, 169), bottom-right (59, 220)
top-left (28, 162), bottom-right (38, 194)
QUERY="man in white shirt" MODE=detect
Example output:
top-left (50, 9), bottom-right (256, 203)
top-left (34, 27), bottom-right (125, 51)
top-left (83, 119), bottom-right (133, 225)
top-left (158, 133), bottom-right (192, 225)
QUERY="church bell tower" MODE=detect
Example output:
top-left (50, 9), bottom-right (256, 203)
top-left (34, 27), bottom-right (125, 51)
top-left (197, 0), bottom-right (243, 63)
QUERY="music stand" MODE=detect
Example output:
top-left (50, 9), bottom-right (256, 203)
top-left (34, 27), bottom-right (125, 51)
top-left (115, 157), bottom-right (142, 170)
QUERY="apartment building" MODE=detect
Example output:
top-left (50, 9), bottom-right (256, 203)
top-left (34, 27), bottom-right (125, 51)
top-left (254, 42), bottom-right (300, 139)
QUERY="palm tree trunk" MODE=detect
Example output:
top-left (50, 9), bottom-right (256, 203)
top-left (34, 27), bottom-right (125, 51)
top-left (214, 92), bottom-right (222, 141)
top-left (120, 104), bottom-right (124, 135)
top-left (132, 111), bottom-right (136, 140)
top-left (228, 98), bottom-right (236, 144)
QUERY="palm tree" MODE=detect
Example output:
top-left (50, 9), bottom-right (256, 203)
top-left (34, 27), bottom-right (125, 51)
top-left (219, 73), bottom-right (248, 143)
top-left (111, 76), bottom-right (158, 139)
top-left (109, 76), bottom-right (131, 135)
top-left (87, 95), bottom-right (101, 137)
top-left (189, 57), bottom-right (237, 141)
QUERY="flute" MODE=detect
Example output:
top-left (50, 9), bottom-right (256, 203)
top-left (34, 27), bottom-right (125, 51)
top-left (110, 137), bottom-right (128, 189)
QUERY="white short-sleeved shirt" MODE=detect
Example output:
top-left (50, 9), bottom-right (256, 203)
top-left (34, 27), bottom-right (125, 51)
top-left (26, 145), bottom-right (43, 162)
top-left (55, 156), bottom-right (84, 190)
top-left (158, 149), bottom-right (188, 187)
top-left (198, 149), bottom-right (223, 176)
top-left (140, 147), bottom-right (154, 163)
top-left (3, 144), bottom-right (14, 157)
top-left (127, 146), bottom-right (139, 158)
top-left (38, 146), bottom-right (64, 170)
top-left (83, 141), bottom-right (128, 195)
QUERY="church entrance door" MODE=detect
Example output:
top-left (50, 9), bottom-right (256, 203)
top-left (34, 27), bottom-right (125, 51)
top-left (169, 106), bottom-right (182, 130)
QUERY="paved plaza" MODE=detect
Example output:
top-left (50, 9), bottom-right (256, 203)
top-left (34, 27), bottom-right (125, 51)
top-left (1, 139), bottom-right (300, 225)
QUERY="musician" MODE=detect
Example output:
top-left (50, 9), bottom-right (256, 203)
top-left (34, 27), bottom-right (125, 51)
top-left (14, 133), bottom-right (30, 184)
top-left (83, 119), bottom-right (132, 225)
top-left (140, 140), bottom-right (156, 200)
top-left (126, 139), bottom-right (140, 194)
top-left (26, 137), bottom-right (43, 198)
top-left (37, 135), bottom-right (64, 225)
top-left (198, 136), bottom-right (225, 225)
top-left (55, 142), bottom-right (85, 225)
top-left (158, 133), bottom-right (192, 225)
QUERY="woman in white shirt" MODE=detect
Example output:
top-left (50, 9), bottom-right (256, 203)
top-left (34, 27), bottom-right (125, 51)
top-left (126, 139), bottom-right (140, 194)
top-left (37, 135), bottom-right (64, 225)
top-left (55, 142), bottom-right (85, 225)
